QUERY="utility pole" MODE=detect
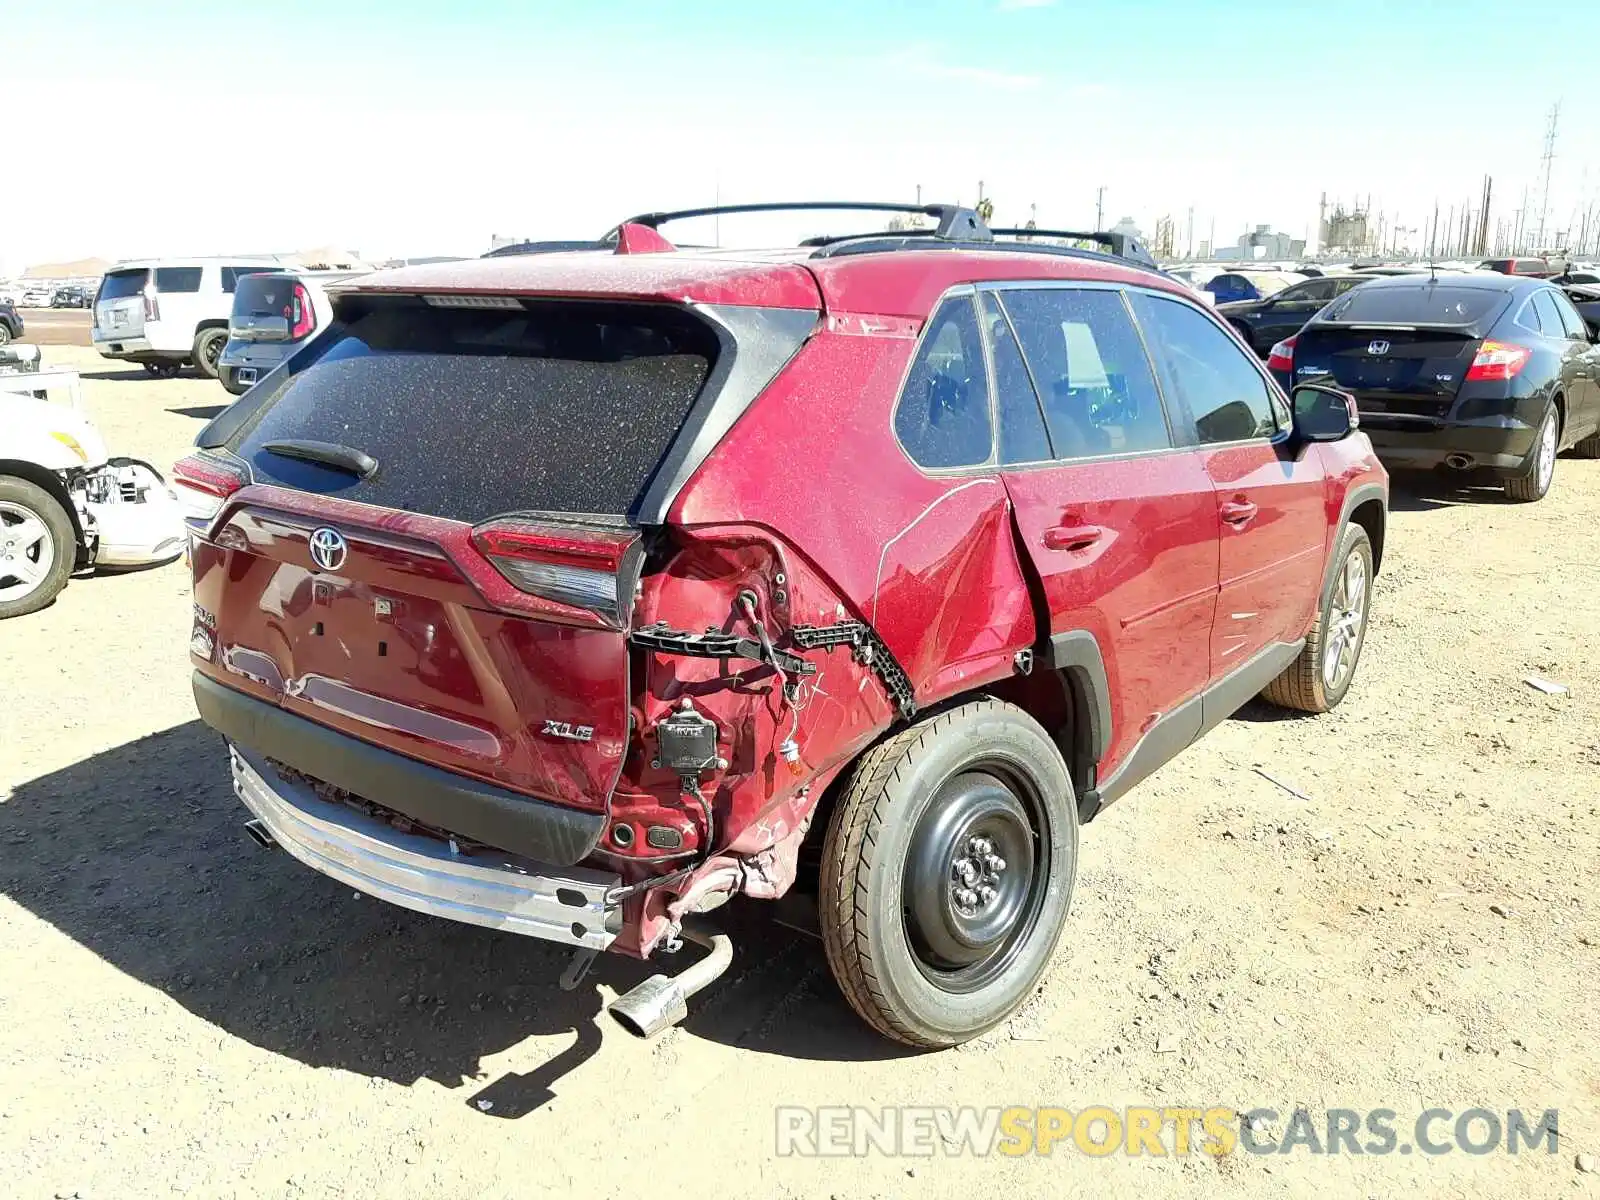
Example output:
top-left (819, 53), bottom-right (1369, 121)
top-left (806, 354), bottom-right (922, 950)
top-left (1537, 102), bottom-right (1560, 251)
top-left (1429, 201), bottom-right (1439, 259)
top-left (1186, 206), bottom-right (1194, 259)
top-left (1095, 186), bottom-right (1106, 231)
top-left (1477, 176), bottom-right (1493, 256)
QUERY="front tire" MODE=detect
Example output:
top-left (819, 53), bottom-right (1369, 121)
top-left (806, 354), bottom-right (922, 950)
top-left (1504, 406), bottom-right (1558, 502)
top-left (192, 328), bottom-right (227, 380)
top-left (0, 324), bottom-right (12, 346)
top-left (0, 477), bottom-right (76, 619)
top-left (1262, 523), bottom-right (1373, 714)
top-left (818, 699), bottom-right (1078, 1048)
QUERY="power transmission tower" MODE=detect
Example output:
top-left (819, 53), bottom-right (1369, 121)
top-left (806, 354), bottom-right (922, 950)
top-left (1536, 102), bottom-right (1560, 251)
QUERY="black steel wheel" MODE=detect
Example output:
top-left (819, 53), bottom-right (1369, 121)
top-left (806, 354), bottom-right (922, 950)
top-left (819, 699), bottom-right (1078, 1048)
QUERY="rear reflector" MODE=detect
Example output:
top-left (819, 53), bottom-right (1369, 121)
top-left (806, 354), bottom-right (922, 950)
top-left (1464, 339), bottom-right (1533, 382)
top-left (172, 452), bottom-right (246, 523)
top-left (471, 520), bottom-right (641, 626)
top-left (1266, 335), bottom-right (1297, 373)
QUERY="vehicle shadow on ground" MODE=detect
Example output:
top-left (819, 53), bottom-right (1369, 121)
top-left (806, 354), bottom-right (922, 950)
top-left (77, 368), bottom-right (165, 382)
top-left (1386, 475), bottom-right (1507, 511)
top-left (0, 722), bottom-right (905, 1113)
top-left (166, 404), bottom-right (228, 420)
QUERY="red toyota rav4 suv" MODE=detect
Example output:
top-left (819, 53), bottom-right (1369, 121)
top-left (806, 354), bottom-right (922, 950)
top-left (177, 203), bottom-right (1387, 1048)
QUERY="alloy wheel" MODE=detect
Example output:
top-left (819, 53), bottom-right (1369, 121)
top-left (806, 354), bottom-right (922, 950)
top-left (0, 500), bottom-right (57, 604)
top-left (1322, 548), bottom-right (1369, 691)
top-left (1536, 412), bottom-right (1557, 494)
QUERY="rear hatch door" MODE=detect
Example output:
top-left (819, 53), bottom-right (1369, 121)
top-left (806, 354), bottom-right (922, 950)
top-left (191, 295), bottom-right (747, 814)
top-left (95, 267), bottom-right (149, 339)
top-left (1292, 282), bottom-right (1509, 420)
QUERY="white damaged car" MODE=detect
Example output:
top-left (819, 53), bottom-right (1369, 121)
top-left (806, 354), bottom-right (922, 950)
top-left (0, 364), bottom-right (185, 618)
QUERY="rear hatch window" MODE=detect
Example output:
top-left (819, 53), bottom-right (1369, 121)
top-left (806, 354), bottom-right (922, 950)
top-left (1321, 284), bottom-right (1507, 327)
top-left (224, 298), bottom-right (721, 523)
top-left (230, 274), bottom-right (302, 341)
top-left (98, 269), bottom-right (149, 302)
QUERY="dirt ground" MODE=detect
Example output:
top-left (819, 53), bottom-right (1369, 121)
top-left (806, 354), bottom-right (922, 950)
top-left (8, 308), bottom-right (91, 346)
top-left (2, 345), bottom-right (1597, 1199)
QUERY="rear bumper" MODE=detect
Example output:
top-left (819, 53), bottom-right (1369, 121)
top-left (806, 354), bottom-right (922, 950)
top-left (1359, 418), bottom-right (1536, 475)
top-left (92, 335), bottom-right (188, 363)
top-left (192, 670), bottom-right (607, 865)
top-left (218, 342), bottom-right (290, 372)
top-left (231, 746), bottom-right (621, 950)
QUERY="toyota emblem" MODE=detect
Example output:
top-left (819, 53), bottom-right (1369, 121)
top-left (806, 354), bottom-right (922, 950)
top-left (1367, 339), bottom-right (1391, 356)
top-left (308, 527), bottom-right (348, 572)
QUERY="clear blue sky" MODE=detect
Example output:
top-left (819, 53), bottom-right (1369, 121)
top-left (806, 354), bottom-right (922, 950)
top-left (4, 0), bottom-right (1594, 268)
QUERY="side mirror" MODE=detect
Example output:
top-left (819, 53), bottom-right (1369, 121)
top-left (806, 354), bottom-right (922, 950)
top-left (1292, 383), bottom-right (1358, 442)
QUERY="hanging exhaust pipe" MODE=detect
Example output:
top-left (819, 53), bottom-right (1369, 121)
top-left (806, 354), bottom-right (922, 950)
top-left (243, 819), bottom-right (277, 849)
top-left (607, 919), bottom-right (733, 1039)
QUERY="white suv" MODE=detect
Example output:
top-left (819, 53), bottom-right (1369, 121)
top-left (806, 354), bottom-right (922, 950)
top-left (92, 258), bottom-right (289, 379)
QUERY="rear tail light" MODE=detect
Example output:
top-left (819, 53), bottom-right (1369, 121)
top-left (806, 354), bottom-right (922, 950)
top-left (171, 452), bottom-right (246, 524)
top-left (143, 282), bottom-right (159, 322)
top-left (290, 283), bottom-right (315, 340)
top-left (1266, 335), bottom-right (1297, 373)
top-left (471, 520), bottom-right (641, 626)
top-left (1464, 340), bottom-right (1533, 382)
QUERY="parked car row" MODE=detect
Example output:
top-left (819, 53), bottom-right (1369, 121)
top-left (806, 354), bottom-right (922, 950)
top-left (92, 258), bottom-right (289, 379)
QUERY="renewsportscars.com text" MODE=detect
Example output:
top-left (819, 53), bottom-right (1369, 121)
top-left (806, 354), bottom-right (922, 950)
top-left (775, 1105), bottom-right (1560, 1158)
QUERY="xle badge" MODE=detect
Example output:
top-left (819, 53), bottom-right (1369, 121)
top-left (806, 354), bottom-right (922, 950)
top-left (542, 720), bottom-right (595, 743)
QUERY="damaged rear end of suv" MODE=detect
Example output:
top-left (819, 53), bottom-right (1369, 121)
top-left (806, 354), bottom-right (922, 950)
top-left (182, 203), bottom-right (1386, 1048)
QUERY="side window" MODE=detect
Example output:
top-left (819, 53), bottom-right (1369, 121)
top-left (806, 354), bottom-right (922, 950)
top-left (1285, 278), bottom-right (1335, 304)
top-left (1513, 298), bottom-right (1544, 336)
top-left (980, 292), bottom-right (1051, 465)
top-left (1332, 276), bottom-right (1365, 297)
top-left (1552, 292), bottom-right (1589, 340)
top-left (222, 266), bottom-right (276, 293)
top-left (895, 296), bottom-right (994, 470)
top-left (1532, 291), bottom-right (1566, 338)
top-left (1131, 292), bottom-right (1279, 444)
top-left (154, 267), bottom-right (202, 294)
top-left (1002, 288), bottom-right (1170, 459)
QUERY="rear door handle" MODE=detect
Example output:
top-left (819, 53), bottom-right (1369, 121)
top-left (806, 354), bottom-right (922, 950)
top-left (1043, 524), bottom-right (1104, 551)
top-left (1220, 500), bottom-right (1259, 526)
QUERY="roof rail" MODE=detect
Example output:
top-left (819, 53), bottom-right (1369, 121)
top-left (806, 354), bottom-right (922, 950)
top-left (481, 239), bottom-right (608, 259)
top-left (608, 201), bottom-right (990, 243)
top-left (596, 202), bottom-right (1159, 271)
top-left (987, 228), bottom-right (1157, 269)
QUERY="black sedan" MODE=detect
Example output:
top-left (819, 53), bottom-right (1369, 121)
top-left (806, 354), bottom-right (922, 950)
top-left (1563, 283), bottom-right (1600, 336)
top-left (1270, 273), bottom-right (1600, 501)
top-left (1216, 273), bottom-right (1375, 356)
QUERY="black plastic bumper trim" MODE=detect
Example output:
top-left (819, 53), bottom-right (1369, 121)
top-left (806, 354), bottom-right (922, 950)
top-left (192, 671), bottom-right (606, 866)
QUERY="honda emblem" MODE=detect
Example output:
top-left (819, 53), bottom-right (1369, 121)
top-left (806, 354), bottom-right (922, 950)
top-left (1367, 339), bottom-right (1391, 356)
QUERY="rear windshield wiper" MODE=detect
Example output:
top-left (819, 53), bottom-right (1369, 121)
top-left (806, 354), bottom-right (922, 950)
top-left (261, 439), bottom-right (378, 479)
